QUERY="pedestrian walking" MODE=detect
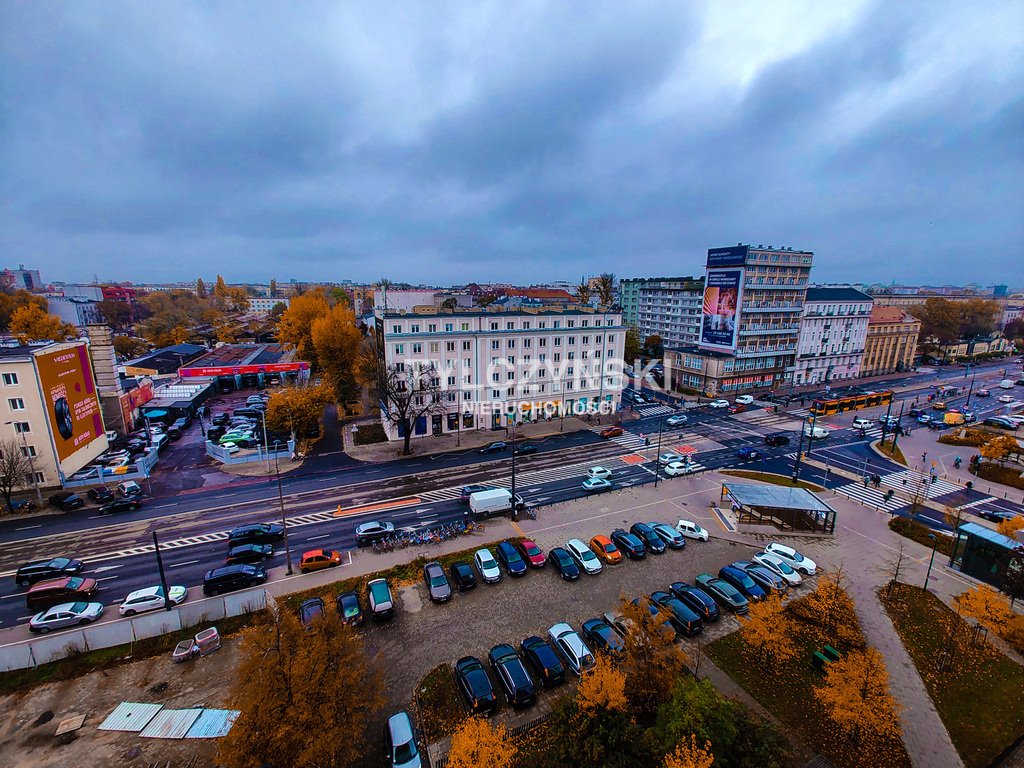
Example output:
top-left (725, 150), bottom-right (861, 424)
top-left (863, 475), bottom-right (870, 488)
top-left (872, 474), bottom-right (881, 488)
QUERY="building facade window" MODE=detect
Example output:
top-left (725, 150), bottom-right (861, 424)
top-left (8, 398), bottom-right (25, 411)
top-left (1, 373), bottom-right (18, 386)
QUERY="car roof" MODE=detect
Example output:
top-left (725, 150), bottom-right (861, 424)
top-left (387, 711), bottom-right (415, 742)
top-left (126, 586), bottom-right (162, 600)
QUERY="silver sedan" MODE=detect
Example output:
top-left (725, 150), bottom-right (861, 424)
top-left (29, 601), bottom-right (104, 633)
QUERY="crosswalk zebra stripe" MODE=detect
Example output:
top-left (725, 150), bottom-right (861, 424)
top-left (881, 470), bottom-right (960, 496)
top-left (833, 483), bottom-right (905, 511)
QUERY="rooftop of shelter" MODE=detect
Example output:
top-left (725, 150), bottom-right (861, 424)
top-left (123, 343), bottom-right (207, 373)
top-left (185, 343), bottom-right (295, 368)
top-left (723, 482), bottom-right (834, 513)
top-left (804, 287), bottom-right (874, 303)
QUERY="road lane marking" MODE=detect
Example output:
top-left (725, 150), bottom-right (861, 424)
top-left (14, 525), bottom-right (41, 531)
top-left (333, 497), bottom-right (421, 517)
top-left (305, 534), bottom-right (331, 541)
top-left (169, 560), bottom-right (199, 568)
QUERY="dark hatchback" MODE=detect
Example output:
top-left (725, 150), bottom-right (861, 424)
top-left (49, 492), bottom-right (84, 510)
top-left (449, 561), bottom-right (477, 591)
top-left (548, 547), bottom-right (581, 580)
top-left (629, 523), bottom-right (666, 554)
top-left (226, 544), bottom-right (274, 565)
top-left (488, 644), bottom-right (536, 708)
top-left (202, 564), bottom-right (268, 595)
top-left (669, 582), bottom-right (721, 623)
top-left (478, 442), bottom-right (507, 454)
top-left (496, 542), bottom-right (528, 577)
top-left (513, 443), bottom-right (538, 456)
top-left (650, 591), bottom-right (703, 637)
top-left (87, 486), bottom-right (115, 503)
top-left (610, 528), bottom-right (646, 559)
top-left (520, 636), bottom-right (566, 687)
top-left (99, 497), bottom-right (143, 515)
top-left (228, 523), bottom-right (285, 545)
top-left (299, 597), bottom-right (325, 626)
top-left (764, 433), bottom-right (791, 447)
top-left (581, 617), bottom-right (626, 657)
top-left (16, 557), bottom-right (84, 586)
top-left (459, 484), bottom-right (494, 503)
top-left (336, 590), bottom-right (364, 626)
top-left (455, 656), bottom-right (497, 715)
top-left (719, 565), bottom-right (767, 602)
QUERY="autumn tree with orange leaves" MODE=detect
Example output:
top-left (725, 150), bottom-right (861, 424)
top-left (663, 734), bottom-right (715, 768)
top-left (445, 717), bottom-right (517, 768)
top-left (577, 653), bottom-right (628, 713)
top-left (217, 603), bottom-right (384, 768)
top-left (956, 582), bottom-right (1024, 652)
top-left (814, 647), bottom-right (902, 759)
top-left (619, 597), bottom-right (692, 718)
top-left (997, 514), bottom-right (1024, 539)
top-left (739, 592), bottom-right (798, 670)
top-left (789, 565), bottom-right (864, 649)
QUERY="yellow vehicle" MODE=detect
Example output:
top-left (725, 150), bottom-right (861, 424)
top-left (932, 401), bottom-right (947, 411)
top-left (810, 390), bottom-right (894, 417)
top-left (943, 411), bottom-right (965, 426)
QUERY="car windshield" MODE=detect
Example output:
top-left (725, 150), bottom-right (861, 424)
top-left (370, 582), bottom-right (390, 600)
top-left (69, 602), bottom-right (88, 612)
top-left (603, 543), bottom-right (615, 553)
top-left (50, 558), bottom-right (71, 568)
top-left (430, 574), bottom-right (447, 588)
top-left (393, 741), bottom-right (418, 763)
top-left (772, 559), bottom-right (795, 573)
top-left (480, 555), bottom-right (496, 568)
top-left (580, 549), bottom-right (596, 561)
top-left (524, 543), bottom-right (540, 556)
top-left (789, 551), bottom-right (805, 562)
top-left (65, 577), bottom-right (84, 589)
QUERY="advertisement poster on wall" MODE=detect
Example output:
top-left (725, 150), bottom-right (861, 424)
top-left (699, 268), bottom-right (743, 352)
top-left (118, 378), bottom-right (154, 431)
top-left (33, 344), bottom-right (106, 471)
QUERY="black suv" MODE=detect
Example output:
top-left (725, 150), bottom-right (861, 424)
top-left (764, 433), bottom-right (790, 447)
top-left (228, 523), bottom-right (285, 545)
top-left (629, 522), bottom-right (666, 554)
top-left (15, 557), bottom-right (84, 586)
top-left (488, 644), bottom-right (536, 708)
top-left (48, 492), bottom-right (84, 510)
top-left (202, 564), bottom-right (268, 595)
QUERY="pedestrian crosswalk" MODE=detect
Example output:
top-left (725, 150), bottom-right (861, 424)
top-left (637, 404), bottom-right (676, 417)
top-left (881, 469), bottom-right (961, 497)
top-left (588, 426), bottom-right (648, 450)
top-left (832, 482), bottom-right (906, 512)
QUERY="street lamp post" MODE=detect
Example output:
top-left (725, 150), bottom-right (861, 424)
top-left (891, 401), bottom-right (905, 453)
top-left (965, 374), bottom-right (976, 408)
top-left (273, 446), bottom-right (294, 575)
top-left (6, 422), bottom-right (43, 505)
top-left (654, 415), bottom-right (665, 488)
top-left (805, 409), bottom-right (818, 458)
top-left (152, 531), bottom-right (173, 612)
top-left (510, 415), bottom-right (518, 521)
top-left (792, 418), bottom-right (807, 484)
top-left (259, 409), bottom-right (271, 475)
top-left (923, 533), bottom-right (939, 591)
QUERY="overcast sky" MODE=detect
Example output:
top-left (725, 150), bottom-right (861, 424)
top-left (2, 1), bottom-right (1022, 287)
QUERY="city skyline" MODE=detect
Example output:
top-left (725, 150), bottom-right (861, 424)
top-left (3, 2), bottom-right (1022, 285)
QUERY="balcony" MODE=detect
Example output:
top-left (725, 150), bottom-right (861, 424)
top-left (739, 327), bottom-right (799, 337)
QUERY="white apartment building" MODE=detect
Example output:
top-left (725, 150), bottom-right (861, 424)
top-left (634, 277), bottom-right (705, 347)
top-left (376, 307), bottom-right (625, 440)
top-left (794, 287), bottom-right (873, 386)
top-left (249, 296), bottom-right (290, 313)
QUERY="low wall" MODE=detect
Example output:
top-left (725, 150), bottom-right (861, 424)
top-left (0, 588), bottom-right (267, 673)
top-left (205, 440), bottom-right (295, 466)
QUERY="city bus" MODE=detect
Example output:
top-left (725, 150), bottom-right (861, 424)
top-left (809, 390), bottom-right (894, 417)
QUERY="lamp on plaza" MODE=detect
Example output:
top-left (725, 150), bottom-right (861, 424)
top-left (152, 531), bottom-right (173, 612)
top-left (259, 409), bottom-right (271, 475)
top-left (509, 412), bottom-right (518, 521)
top-left (5, 421), bottom-right (43, 506)
top-left (923, 533), bottom-right (939, 591)
top-left (272, 441), bottom-right (294, 575)
top-left (654, 414), bottom-right (665, 488)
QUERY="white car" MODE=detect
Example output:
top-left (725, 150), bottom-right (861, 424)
top-left (1005, 414), bottom-right (1024, 426)
top-left (658, 452), bottom-right (683, 466)
top-left (565, 538), bottom-right (603, 575)
top-left (851, 418), bottom-right (874, 430)
top-left (708, 399), bottom-right (730, 409)
top-left (666, 414), bottom-right (688, 427)
top-left (998, 394), bottom-right (1015, 403)
top-left (764, 542), bottom-right (817, 575)
top-left (674, 519), bottom-right (709, 541)
top-left (119, 585), bottom-right (188, 616)
top-left (587, 466), bottom-right (612, 480)
top-left (735, 395), bottom-right (754, 405)
top-left (547, 623), bottom-right (596, 676)
top-left (474, 548), bottom-right (502, 584)
top-left (752, 551), bottom-right (803, 586)
top-left (803, 425), bottom-right (830, 439)
top-left (664, 461), bottom-right (696, 477)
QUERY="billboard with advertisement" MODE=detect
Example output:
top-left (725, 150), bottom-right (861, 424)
top-left (33, 344), bottom-right (107, 473)
top-left (699, 268), bottom-right (744, 352)
top-left (706, 245), bottom-right (749, 268)
top-left (118, 379), bottom-right (154, 431)
top-left (179, 362), bottom-right (309, 378)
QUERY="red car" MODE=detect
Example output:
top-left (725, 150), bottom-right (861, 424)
top-left (728, 404), bottom-right (746, 414)
top-left (516, 539), bottom-right (547, 568)
top-left (599, 426), bottom-right (624, 438)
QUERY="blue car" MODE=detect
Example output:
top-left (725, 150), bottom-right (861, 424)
top-left (549, 547), bottom-right (581, 581)
top-left (718, 565), bottom-right (767, 602)
top-left (669, 581), bottom-right (721, 623)
top-left (496, 541), bottom-right (528, 578)
top-left (736, 447), bottom-right (762, 461)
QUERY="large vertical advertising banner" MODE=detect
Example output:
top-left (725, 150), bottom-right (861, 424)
top-left (34, 344), bottom-right (105, 469)
top-left (699, 268), bottom-right (744, 352)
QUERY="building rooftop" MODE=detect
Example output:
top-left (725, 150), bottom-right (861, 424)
top-left (805, 287), bottom-right (873, 303)
top-left (0, 342), bottom-right (54, 360)
top-left (663, 344), bottom-right (735, 360)
top-left (185, 343), bottom-right (294, 368)
top-left (723, 482), bottom-right (834, 513)
top-left (123, 343), bottom-right (207, 374)
top-left (869, 306), bottom-right (918, 324)
top-left (379, 305), bottom-right (618, 319)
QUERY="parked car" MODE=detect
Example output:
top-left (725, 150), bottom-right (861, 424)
top-left (582, 477), bottom-right (613, 493)
top-left (610, 528), bottom-right (646, 559)
top-left (336, 590), bottom-right (364, 626)
top-left (226, 544), bottom-right (274, 565)
top-left (117, 482), bottom-right (143, 498)
top-left (695, 573), bottom-right (750, 614)
top-left (666, 414), bottom-right (688, 427)
top-left (657, 452), bottom-right (684, 466)
top-left (674, 519), bottom-right (709, 541)
top-left (367, 578), bottom-right (396, 621)
top-left (29, 601), bottom-right (104, 633)
top-left (299, 549), bottom-right (343, 573)
top-left (650, 591), bottom-right (703, 637)
top-left (354, 520), bottom-right (395, 546)
top-left (708, 399), bottom-right (729, 408)
top-left (736, 447), bottom-right (762, 461)
top-left (764, 542), bottom-right (818, 575)
top-left (565, 538), bottom-right (603, 575)
top-left (719, 565), bottom-right (767, 602)
top-left (599, 426), bottom-right (624, 438)
top-left (26, 576), bottom-right (99, 611)
top-left (669, 582), bottom-right (721, 623)
top-left (449, 561), bottom-right (477, 591)
top-left (547, 623), bottom-right (596, 676)
top-left (228, 523), bottom-right (285, 546)
top-left (119, 585), bottom-right (188, 616)
top-left (202, 564), bottom-right (268, 595)
top-left (752, 551), bottom-right (803, 586)
top-left (299, 597), bottom-right (325, 626)
top-left (459, 484), bottom-right (495, 504)
top-left (650, 522), bottom-right (686, 549)
top-left (479, 441), bottom-right (507, 454)
top-left (87, 486), bottom-right (115, 503)
top-left (735, 395), bottom-right (754, 405)
top-left (626, 598), bottom-right (678, 642)
top-left (733, 561), bottom-right (788, 595)
top-left (664, 460), bottom-right (696, 477)
top-left (520, 635), bottom-right (566, 687)
top-left (548, 547), bottom-right (581, 580)
top-left (454, 656), bottom-right (497, 715)
top-left (488, 644), bottom-right (536, 707)
top-left (581, 617), bottom-right (626, 657)
top-left (516, 539), bottom-right (547, 568)
top-left (99, 497), bottom-right (143, 515)
top-left (764, 432), bottom-right (791, 447)
top-left (587, 465), bottom-right (612, 479)
top-left (422, 561), bottom-right (452, 603)
top-left (474, 548), bottom-right (502, 584)
top-left (383, 710), bottom-right (422, 768)
top-left (48, 492), bottom-right (84, 510)
top-left (589, 535), bottom-right (622, 564)
top-left (495, 542), bottom-right (528, 577)
top-left (15, 557), bottom-right (84, 586)
top-left (513, 443), bottom-right (538, 456)
top-left (630, 522), bottom-right (666, 554)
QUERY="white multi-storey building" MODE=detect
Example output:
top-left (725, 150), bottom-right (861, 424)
top-left (794, 287), bottom-right (873, 386)
top-left (376, 307), bottom-right (625, 440)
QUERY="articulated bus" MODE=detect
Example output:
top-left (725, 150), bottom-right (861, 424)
top-left (809, 390), bottom-right (894, 417)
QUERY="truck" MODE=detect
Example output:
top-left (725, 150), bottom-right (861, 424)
top-left (469, 488), bottom-right (525, 518)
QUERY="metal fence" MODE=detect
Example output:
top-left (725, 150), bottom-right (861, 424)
top-left (63, 448), bottom-right (160, 489)
top-left (0, 588), bottom-right (267, 672)
top-left (205, 439), bottom-right (295, 466)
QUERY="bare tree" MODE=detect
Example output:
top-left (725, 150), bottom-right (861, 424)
top-left (596, 272), bottom-right (615, 305)
top-left (0, 439), bottom-right (32, 513)
top-left (378, 361), bottom-right (448, 455)
top-left (886, 542), bottom-right (906, 597)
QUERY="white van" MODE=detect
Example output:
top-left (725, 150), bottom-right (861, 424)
top-left (469, 488), bottom-right (525, 518)
top-left (803, 425), bottom-right (830, 440)
top-left (999, 379), bottom-right (1014, 390)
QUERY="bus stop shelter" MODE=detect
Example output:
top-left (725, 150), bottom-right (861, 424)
top-left (950, 522), bottom-right (1024, 590)
top-left (722, 481), bottom-right (836, 534)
